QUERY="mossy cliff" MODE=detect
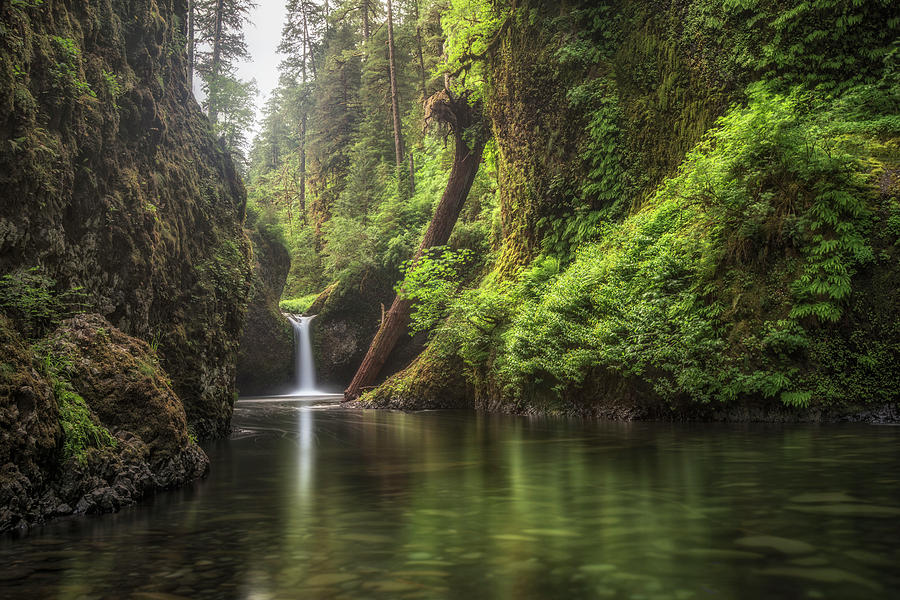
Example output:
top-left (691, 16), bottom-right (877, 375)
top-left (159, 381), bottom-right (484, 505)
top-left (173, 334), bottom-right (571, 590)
top-left (0, 0), bottom-right (251, 437)
top-left (362, 0), bottom-right (900, 420)
top-left (236, 222), bottom-right (293, 396)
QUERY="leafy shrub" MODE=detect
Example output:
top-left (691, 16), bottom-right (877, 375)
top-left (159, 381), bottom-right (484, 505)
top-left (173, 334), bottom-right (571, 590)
top-left (399, 247), bottom-right (474, 336)
top-left (489, 81), bottom-right (889, 408)
top-left (280, 293), bottom-right (319, 314)
top-left (49, 36), bottom-right (95, 100)
top-left (0, 267), bottom-right (85, 337)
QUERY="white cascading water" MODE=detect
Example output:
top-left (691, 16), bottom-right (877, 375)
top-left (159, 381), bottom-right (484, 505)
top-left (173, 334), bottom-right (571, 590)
top-left (287, 314), bottom-right (317, 394)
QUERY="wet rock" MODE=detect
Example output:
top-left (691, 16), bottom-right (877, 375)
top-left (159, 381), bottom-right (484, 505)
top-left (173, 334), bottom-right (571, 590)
top-left (0, 316), bottom-right (209, 532)
top-left (0, 0), bottom-right (252, 440)
top-left (47, 315), bottom-right (210, 488)
top-left (236, 225), bottom-right (293, 396)
top-left (0, 317), bottom-right (61, 531)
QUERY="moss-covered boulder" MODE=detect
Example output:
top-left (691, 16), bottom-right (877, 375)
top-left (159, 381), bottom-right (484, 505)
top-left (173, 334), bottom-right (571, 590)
top-left (0, 314), bottom-right (208, 532)
top-left (236, 226), bottom-right (293, 396)
top-left (360, 343), bottom-right (473, 410)
top-left (310, 269), bottom-right (421, 389)
top-left (46, 314), bottom-right (208, 478)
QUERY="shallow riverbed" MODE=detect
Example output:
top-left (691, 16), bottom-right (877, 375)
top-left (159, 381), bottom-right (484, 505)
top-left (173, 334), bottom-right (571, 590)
top-left (2, 397), bottom-right (899, 599)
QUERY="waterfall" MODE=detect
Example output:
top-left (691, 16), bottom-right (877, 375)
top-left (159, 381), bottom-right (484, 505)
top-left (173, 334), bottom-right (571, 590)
top-left (287, 314), bottom-right (317, 394)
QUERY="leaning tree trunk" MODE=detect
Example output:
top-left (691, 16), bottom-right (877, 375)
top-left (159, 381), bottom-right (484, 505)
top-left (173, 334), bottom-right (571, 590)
top-left (344, 92), bottom-right (488, 400)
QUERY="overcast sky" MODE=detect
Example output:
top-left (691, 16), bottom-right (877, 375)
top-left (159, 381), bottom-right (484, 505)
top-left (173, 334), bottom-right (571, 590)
top-left (235, 1), bottom-right (287, 136)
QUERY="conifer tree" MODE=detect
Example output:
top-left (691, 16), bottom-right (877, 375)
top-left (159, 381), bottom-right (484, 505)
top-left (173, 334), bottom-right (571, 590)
top-left (194, 0), bottom-right (256, 123)
top-left (280, 0), bottom-right (325, 223)
top-left (386, 0), bottom-right (405, 174)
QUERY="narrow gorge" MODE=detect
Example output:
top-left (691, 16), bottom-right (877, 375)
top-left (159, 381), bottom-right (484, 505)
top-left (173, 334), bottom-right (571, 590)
top-left (1, 0), bottom-right (898, 598)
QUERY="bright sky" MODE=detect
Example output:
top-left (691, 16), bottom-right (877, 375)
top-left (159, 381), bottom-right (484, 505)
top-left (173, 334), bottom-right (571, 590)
top-left (235, 1), bottom-right (287, 137)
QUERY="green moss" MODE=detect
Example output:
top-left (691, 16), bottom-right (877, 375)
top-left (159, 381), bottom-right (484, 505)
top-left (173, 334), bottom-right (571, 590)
top-left (280, 293), bottom-right (319, 314)
top-left (32, 341), bottom-right (116, 465)
top-left (56, 384), bottom-right (117, 465)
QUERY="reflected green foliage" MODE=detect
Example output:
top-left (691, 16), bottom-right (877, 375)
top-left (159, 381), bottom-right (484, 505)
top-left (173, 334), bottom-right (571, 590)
top-left (5, 406), bottom-right (900, 597)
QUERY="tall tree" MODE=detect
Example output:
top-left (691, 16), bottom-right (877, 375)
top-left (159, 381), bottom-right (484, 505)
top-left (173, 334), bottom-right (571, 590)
top-left (194, 0), bottom-right (256, 123)
top-left (208, 76), bottom-right (258, 170)
top-left (187, 0), bottom-right (196, 89)
top-left (344, 91), bottom-right (489, 400)
top-left (280, 0), bottom-right (325, 224)
top-left (411, 0), bottom-right (427, 101)
top-left (386, 0), bottom-right (405, 175)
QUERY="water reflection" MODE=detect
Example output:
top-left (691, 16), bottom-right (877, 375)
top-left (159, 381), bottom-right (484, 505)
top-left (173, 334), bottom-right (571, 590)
top-left (1, 401), bottom-right (899, 599)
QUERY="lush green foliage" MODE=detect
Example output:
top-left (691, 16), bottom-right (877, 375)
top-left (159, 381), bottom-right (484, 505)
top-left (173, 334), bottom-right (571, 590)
top-left (280, 293), bottom-right (319, 314)
top-left (204, 75), bottom-right (258, 167)
top-left (48, 36), bottom-right (95, 100)
top-left (685, 0), bottom-right (898, 91)
top-left (246, 2), bottom-right (495, 303)
top-left (192, 0), bottom-right (258, 168)
top-left (399, 247), bottom-right (474, 335)
top-left (426, 76), bottom-right (897, 410)
top-left (32, 343), bottom-right (117, 464)
top-left (0, 268), bottom-right (85, 337)
top-left (441, 0), bottom-right (510, 100)
top-left (244, 0), bottom-right (897, 413)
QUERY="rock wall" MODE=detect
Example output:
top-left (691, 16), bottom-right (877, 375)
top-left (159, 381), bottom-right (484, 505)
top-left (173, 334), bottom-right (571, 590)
top-left (0, 0), bottom-right (251, 438)
top-left (310, 272), bottom-right (394, 388)
top-left (236, 225), bottom-right (293, 396)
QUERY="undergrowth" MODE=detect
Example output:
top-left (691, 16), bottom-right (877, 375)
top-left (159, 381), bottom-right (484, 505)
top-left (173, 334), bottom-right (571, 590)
top-left (417, 78), bottom-right (897, 410)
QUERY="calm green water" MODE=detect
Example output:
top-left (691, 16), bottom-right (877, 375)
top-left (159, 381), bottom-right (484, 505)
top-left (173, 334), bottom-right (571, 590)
top-left (2, 397), bottom-right (899, 599)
